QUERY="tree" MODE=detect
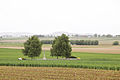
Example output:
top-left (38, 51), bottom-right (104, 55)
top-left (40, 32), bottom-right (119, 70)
top-left (94, 34), bottom-right (98, 37)
top-left (22, 36), bottom-right (42, 59)
top-left (113, 41), bottom-right (119, 45)
top-left (94, 40), bottom-right (99, 45)
top-left (106, 34), bottom-right (113, 38)
top-left (50, 34), bottom-right (72, 59)
top-left (50, 37), bottom-right (58, 57)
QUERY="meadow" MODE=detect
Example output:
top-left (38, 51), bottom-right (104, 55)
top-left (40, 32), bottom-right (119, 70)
top-left (0, 48), bottom-right (120, 70)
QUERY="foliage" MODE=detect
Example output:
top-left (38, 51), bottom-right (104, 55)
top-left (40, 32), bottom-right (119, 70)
top-left (40, 40), bottom-right (99, 45)
top-left (50, 34), bottom-right (72, 59)
top-left (41, 40), bottom-right (53, 44)
top-left (69, 56), bottom-right (77, 58)
top-left (113, 41), bottom-right (119, 45)
top-left (70, 40), bottom-right (99, 45)
top-left (22, 36), bottom-right (42, 59)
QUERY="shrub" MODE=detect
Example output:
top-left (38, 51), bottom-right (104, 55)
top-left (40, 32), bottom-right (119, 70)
top-left (69, 56), bottom-right (77, 58)
top-left (113, 41), bottom-right (119, 45)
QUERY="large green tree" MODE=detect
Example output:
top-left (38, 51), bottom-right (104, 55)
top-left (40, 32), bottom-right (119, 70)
top-left (50, 34), bottom-right (72, 59)
top-left (22, 36), bottom-right (42, 59)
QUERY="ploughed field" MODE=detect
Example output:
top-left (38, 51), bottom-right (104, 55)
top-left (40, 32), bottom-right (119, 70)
top-left (0, 66), bottom-right (120, 80)
top-left (0, 48), bottom-right (120, 70)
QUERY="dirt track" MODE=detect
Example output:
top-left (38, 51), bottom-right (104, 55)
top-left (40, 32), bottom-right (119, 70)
top-left (72, 48), bottom-right (120, 54)
top-left (0, 46), bottom-right (120, 54)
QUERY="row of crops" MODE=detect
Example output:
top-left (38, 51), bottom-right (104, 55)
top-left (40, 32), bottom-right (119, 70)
top-left (0, 60), bottom-right (120, 71)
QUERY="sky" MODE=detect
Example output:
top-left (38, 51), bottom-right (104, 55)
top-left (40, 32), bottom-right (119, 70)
top-left (0, 0), bottom-right (120, 35)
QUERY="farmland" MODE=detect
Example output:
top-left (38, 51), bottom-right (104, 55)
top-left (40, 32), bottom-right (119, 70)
top-left (0, 66), bottom-right (120, 80)
top-left (0, 37), bottom-right (120, 79)
top-left (0, 37), bottom-right (120, 54)
top-left (0, 48), bottom-right (120, 70)
top-left (1, 37), bottom-right (120, 45)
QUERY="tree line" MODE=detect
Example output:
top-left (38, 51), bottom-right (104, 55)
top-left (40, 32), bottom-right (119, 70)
top-left (41, 40), bottom-right (53, 44)
top-left (70, 40), bottom-right (99, 45)
top-left (41, 40), bottom-right (99, 45)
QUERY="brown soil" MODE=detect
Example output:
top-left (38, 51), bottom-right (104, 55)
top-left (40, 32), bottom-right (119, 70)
top-left (72, 48), bottom-right (120, 54)
top-left (0, 66), bottom-right (120, 80)
top-left (0, 46), bottom-right (120, 54)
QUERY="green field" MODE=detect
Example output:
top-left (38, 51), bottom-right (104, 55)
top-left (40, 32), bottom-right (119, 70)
top-left (0, 48), bottom-right (120, 70)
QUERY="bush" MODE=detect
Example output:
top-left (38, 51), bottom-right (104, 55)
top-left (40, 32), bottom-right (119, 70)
top-left (113, 41), bottom-right (119, 45)
top-left (69, 56), bottom-right (77, 58)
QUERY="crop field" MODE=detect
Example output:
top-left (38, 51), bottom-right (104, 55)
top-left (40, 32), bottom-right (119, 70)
top-left (0, 66), bottom-right (120, 80)
top-left (0, 48), bottom-right (120, 70)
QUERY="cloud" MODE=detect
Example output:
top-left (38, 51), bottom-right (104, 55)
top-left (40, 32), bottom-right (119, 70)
top-left (0, 0), bottom-right (120, 35)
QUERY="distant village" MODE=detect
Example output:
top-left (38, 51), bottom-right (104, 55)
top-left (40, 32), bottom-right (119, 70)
top-left (0, 32), bottom-right (120, 38)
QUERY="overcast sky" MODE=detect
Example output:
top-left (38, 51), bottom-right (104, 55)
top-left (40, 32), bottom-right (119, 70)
top-left (0, 0), bottom-right (120, 35)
